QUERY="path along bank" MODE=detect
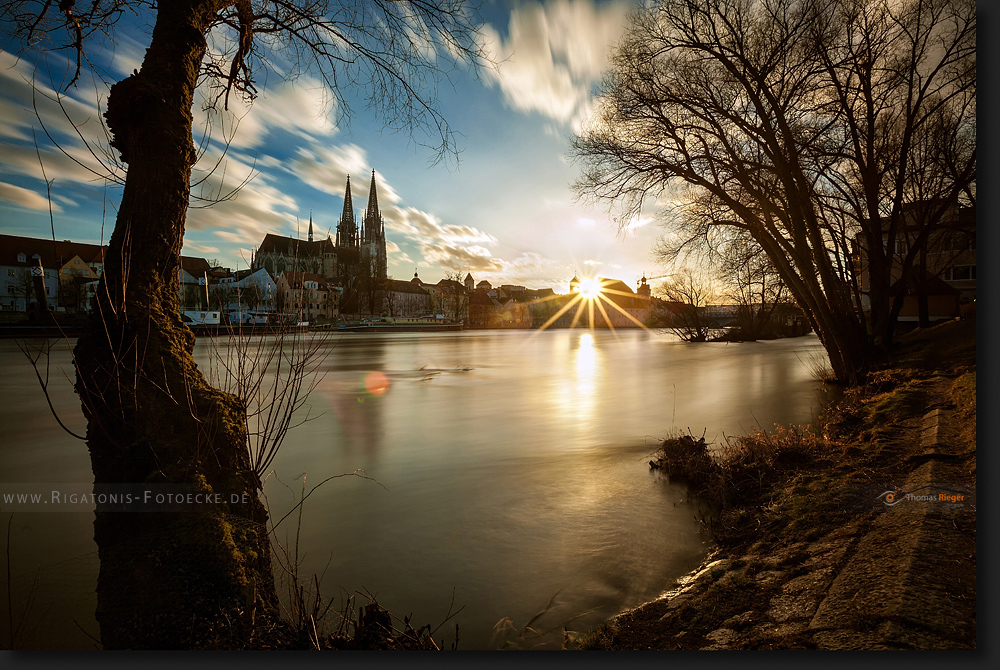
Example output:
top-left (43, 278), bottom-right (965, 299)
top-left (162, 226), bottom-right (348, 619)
top-left (580, 318), bottom-right (976, 650)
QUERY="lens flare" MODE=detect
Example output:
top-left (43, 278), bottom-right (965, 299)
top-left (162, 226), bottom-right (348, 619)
top-left (364, 371), bottom-right (389, 396)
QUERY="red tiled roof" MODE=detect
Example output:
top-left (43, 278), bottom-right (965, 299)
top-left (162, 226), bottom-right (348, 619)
top-left (180, 256), bottom-right (211, 274)
top-left (0, 234), bottom-right (106, 269)
top-left (387, 279), bottom-right (429, 294)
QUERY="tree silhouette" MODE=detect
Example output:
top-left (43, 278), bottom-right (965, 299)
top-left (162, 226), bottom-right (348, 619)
top-left (2, 0), bottom-right (487, 649)
top-left (573, 0), bottom-right (974, 382)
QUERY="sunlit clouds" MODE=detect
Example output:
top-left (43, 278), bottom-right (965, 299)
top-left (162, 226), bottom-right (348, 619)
top-left (481, 0), bottom-right (631, 130)
top-left (0, 182), bottom-right (60, 212)
top-left (0, 2), bottom-right (661, 289)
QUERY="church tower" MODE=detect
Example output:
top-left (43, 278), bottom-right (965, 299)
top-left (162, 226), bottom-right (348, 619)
top-left (637, 273), bottom-right (651, 300)
top-left (361, 170), bottom-right (388, 280)
top-left (336, 175), bottom-right (358, 248)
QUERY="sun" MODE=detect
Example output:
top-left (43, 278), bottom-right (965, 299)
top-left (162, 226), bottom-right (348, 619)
top-left (520, 272), bottom-right (652, 340)
top-left (576, 277), bottom-right (602, 299)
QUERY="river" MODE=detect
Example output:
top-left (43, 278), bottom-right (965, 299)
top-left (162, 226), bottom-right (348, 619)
top-left (0, 329), bottom-right (831, 649)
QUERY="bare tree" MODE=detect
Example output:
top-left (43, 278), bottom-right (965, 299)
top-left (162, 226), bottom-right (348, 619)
top-left (7, 268), bottom-right (37, 314)
top-left (209, 282), bottom-right (236, 312)
top-left (358, 255), bottom-right (387, 317)
top-left (572, 0), bottom-right (975, 383)
top-left (715, 236), bottom-right (791, 340)
top-left (2, 0), bottom-right (487, 649)
top-left (443, 270), bottom-right (469, 323)
top-left (655, 270), bottom-right (721, 342)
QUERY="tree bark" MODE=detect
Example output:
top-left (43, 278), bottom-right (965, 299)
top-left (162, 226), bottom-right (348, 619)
top-left (73, 0), bottom-right (278, 649)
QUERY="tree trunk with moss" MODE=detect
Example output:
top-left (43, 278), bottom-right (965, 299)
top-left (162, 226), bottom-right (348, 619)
top-left (73, 0), bottom-right (278, 649)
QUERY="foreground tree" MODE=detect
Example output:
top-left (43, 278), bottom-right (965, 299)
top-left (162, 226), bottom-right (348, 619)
top-left (3, 0), bottom-right (485, 649)
top-left (573, 0), bottom-right (975, 383)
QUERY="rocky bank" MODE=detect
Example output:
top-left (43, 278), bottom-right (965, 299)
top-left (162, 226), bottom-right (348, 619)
top-left (583, 319), bottom-right (976, 650)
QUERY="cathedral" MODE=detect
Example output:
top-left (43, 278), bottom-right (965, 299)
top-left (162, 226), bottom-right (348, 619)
top-left (253, 171), bottom-right (388, 286)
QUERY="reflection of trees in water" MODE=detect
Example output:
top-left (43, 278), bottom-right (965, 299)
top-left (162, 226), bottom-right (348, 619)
top-left (320, 339), bottom-right (387, 460)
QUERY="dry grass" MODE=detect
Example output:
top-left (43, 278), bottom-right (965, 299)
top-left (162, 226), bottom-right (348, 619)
top-left (652, 425), bottom-right (823, 516)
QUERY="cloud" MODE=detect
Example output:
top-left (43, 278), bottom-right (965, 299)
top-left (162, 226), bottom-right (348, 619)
top-left (482, 0), bottom-right (631, 129)
top-left (623, 215), bottom-right (653, 233)
top-left (385, 240), bottom-right (413, 267)
top-left (0, 50), bottom-right (122, 188)
top-left (0, 181), bottom-right (62, 211)
top-left (185, 144), bottom-right (300, 241)
top-left (387, 206), bottom-right (498, 246)
top-left (198, 77), bottom-right (339, 151)
top-left (421, 242), bottom-right (505, 274)
top-left (289, 144), bottom-right (387, 201)
top-left (415, 244), bottom-right (565, 289)
top-left (182, 242), bottom-right (220, 256)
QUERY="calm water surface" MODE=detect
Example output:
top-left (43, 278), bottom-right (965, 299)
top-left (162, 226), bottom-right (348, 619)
top-left (0, 329), bottom-right (830, 649)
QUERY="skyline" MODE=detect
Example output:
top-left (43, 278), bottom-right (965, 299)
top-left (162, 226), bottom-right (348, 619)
top-left (0, 0), bottom-right (665, 294)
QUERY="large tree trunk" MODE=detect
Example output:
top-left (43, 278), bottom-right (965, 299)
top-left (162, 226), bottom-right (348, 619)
top-left (73, 0), bottom-right (278, 649)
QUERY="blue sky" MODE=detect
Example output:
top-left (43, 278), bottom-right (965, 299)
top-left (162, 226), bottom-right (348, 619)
top-left (0, 0), bottom-right (663, 292)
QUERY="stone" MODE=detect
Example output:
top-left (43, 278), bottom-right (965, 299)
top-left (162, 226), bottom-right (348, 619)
top-left (803, 544), bottom-right (849, 568)
top-left (781, 567), bottom-right (835, 596)
top-left (722, 611), bottom-right (757, 629)
top-left (705, 628), bottom-right (738, 646)
top-left (768, 593), bottom-right (819, 623)
top-left (753, 570), bottom-right (785, 586)
top-left (750, 621), bottom-right (809, 642)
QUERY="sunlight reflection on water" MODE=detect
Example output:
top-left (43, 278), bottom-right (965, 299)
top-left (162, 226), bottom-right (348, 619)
top-left (0, 329), bottom-right (830, 649)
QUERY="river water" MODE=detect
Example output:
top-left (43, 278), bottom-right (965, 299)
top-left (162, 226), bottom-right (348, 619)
top-left (0, 329), bottom-right (830, 649)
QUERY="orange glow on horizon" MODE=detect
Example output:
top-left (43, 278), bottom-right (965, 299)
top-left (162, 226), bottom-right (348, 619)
top-left (522, 275), bottom-right (653, 344)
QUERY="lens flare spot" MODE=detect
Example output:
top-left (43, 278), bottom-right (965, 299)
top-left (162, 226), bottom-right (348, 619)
top-left (365, 371), bottom-right (390, 396)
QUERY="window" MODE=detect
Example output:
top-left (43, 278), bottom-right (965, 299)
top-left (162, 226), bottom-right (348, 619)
top-left (7, 269), bottom-right (13, 277)
top-left (944, 265), bottom-right (976, 281)
top-left (17, 253), bottom-right (26, 263)
top-left (941, 233), bottom-right (976, 253)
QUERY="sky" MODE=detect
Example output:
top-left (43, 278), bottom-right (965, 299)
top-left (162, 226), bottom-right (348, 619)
top-left (0, 0), bottom-right (666, 293)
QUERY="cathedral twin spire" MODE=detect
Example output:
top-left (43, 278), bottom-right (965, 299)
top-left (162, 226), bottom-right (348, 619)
top-left (362, 170), bottom-right (384, 245)
top-left (336, 170), bottom-right (384, 249)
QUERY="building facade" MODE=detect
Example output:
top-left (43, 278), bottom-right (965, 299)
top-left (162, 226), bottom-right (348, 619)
top-left (0, 235), bottom-right (106, 313)
top-left (278, 271), bottom-right (339, 322)
top-left (851, 202), bottom-right (976, 322)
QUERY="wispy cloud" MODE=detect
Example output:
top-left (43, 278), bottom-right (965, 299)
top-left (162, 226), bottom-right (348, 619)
top-left (481, 0), bottom-right (630, 130)
top-left (0, 181), bottom-right (62, 211)
top-left (195, 74), bottom-right (339, 151)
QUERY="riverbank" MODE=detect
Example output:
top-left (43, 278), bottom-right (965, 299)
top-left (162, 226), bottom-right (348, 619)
top-left (582, 318), bottom-right (976, 650)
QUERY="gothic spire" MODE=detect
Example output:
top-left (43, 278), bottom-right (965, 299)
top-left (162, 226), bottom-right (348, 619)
top-left (338, 175), bottom-right (357, 247)
top-left (342, 175), bottom-right (354, 224)
top-left (365, 169), bottom-right (381, 242)
top-left (308, 211), bottom-right (314, 243)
